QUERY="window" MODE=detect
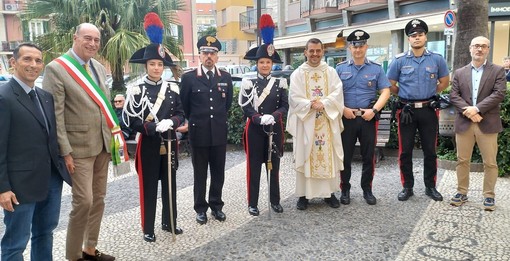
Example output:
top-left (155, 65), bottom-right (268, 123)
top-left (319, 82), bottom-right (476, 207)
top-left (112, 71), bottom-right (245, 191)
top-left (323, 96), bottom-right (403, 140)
top-left (28, 20), bottom-right (47, 41)
top-left (221, 9), bottom-right (226, 26)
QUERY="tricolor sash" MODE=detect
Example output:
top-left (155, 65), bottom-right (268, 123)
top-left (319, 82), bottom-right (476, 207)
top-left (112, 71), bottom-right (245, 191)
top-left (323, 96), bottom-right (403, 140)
top-left (55, 54), bottom-right (130, 176)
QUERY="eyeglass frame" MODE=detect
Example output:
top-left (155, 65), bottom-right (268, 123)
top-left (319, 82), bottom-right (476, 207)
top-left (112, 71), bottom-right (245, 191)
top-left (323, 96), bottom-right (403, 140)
top-left (470, 44), bottom-right (489, 50)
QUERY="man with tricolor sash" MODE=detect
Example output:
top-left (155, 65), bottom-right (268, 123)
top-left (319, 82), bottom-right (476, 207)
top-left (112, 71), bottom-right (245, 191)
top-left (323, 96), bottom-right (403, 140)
top-left (42, 23), bottom-right (118, 261)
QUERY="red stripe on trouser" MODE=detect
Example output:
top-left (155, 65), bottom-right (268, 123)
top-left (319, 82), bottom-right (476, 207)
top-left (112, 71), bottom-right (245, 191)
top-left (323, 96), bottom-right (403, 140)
top-left (244, 119), bottom-right (252, 203)
top-left (135, 135), bottom-right (145, 229)
top-left (396, 109), bottom-right (405, 186)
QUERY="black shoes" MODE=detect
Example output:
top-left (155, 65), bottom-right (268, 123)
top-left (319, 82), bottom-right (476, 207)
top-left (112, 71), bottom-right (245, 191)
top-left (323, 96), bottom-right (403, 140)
top-left (398, 188), bottom-right (414, 201)
top-left (196, 212), bottom-right (207, 225)
top-left (363, 191), bottom-right (377, 205)
top-left (271, 203), bottom-right (284, 213)
top-left (340, 190), bottom-right (350, 205)
top-left (143, 233), bottom-right (156, 242)
top-left (425, 187), bottom-right (443, 201)
top-left (324, 193), bottom-right (340, 208)
top-left (211, 210), bottom-right (226, 221)
top-left (296, 196), bottom-right (308, 210)
top-left (248, 206), bottom-right (259, 216)
top-left (161, 224), bottom-right (183, 234)
top-left (82, 250), bottom-right (115, 261)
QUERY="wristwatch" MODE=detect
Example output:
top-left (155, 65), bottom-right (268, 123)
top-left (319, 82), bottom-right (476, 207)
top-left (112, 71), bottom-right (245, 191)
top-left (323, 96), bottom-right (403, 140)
top-left (372, 108), bottom-right (379, 114)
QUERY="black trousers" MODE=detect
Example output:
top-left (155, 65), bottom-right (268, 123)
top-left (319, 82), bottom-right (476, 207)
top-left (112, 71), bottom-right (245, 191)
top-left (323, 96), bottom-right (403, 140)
top-left (340, 117), bottom-right (377, 192)
top-left (397, 107), bottom-right (438, 189)
top-left (243, 120), bottom-right (281, 208)
top-left (191, 145), bottom-right (226, 213)
top-left (136, 134), bottom-right (178, 235)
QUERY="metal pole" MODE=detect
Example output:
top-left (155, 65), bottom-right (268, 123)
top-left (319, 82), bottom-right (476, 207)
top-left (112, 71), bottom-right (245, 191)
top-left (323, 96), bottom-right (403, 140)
top-left (168, 130), bottom-right (176, 242)
top-left (257, 0), bottom-right (261, 46)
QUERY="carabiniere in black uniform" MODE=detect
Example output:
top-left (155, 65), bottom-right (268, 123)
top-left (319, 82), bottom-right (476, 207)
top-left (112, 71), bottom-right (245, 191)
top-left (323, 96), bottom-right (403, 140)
top-left (180, 35), bottom-right (233, 224)
top-left (124, 41), bottom-right (184, 242)
top-left (239, 16), bottom-right (288, 216)
top-left (126, 76), bottom-right (184, 239)
top-left (240, 74), bottom-right (288, 215)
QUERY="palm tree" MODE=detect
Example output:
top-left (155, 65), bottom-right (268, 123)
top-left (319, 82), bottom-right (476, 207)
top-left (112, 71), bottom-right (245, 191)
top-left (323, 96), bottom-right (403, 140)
top-left (23, 0), bottom-right (186, 91)
top-left (453, 0), bottom-right (488, 70)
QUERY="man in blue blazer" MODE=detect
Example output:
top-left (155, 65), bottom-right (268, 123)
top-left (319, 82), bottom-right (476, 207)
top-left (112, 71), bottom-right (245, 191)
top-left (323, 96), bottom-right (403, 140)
top-left (0, 43), bottom-right (70, 260)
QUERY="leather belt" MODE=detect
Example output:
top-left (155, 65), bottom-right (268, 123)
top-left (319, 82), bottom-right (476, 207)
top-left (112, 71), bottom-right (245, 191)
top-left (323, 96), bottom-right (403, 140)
top-left (400, 100), bottom-right (431, 109)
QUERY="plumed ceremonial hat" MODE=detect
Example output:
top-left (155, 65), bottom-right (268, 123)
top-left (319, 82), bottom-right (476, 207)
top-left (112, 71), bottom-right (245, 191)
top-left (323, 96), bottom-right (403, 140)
top-left (129, 12), bottom-right (175, 67)
top-left (346, 29), bottom-right (370, 47)
top-left (243, 14), bottom-right (282, 63)
top-left (405, 19), bottom-right (428, 36)
top-left (197, 35), bottom-right (222, 53)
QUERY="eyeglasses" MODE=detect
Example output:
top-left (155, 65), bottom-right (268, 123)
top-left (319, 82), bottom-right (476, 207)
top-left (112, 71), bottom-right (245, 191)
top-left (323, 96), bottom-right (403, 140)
top-left (470, 44), bottom-right (489, 50)
top-left (114, 100), bottom-right (123, 103)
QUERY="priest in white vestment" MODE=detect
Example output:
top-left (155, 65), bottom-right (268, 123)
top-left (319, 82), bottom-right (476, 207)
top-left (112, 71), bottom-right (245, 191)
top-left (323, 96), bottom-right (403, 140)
top-left (287, 38), bottom-right (344, 210)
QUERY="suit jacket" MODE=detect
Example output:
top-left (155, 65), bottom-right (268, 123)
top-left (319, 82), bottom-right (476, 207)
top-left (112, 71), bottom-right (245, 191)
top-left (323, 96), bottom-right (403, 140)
top-left (42, 50), bottom-right (111, 158)
top-left (180, 67), bottom-right (233, 147)
top-left (450, 61), bottom-right (507, 134)
top-left (0, 79), bottom-right (70, 203)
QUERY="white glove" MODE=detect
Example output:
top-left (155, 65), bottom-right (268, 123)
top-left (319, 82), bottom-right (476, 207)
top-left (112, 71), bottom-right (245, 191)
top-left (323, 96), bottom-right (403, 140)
top-left (156, 119), bottom-right (173, 133)
top-left (260, 115), bottom-right (275, 125)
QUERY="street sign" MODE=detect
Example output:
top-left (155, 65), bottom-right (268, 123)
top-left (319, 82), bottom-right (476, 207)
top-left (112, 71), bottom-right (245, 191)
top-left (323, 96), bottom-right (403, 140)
top-left (444, 10), bottom-right (456, 28)
top-left (444, 28), bottom-right (454, 35)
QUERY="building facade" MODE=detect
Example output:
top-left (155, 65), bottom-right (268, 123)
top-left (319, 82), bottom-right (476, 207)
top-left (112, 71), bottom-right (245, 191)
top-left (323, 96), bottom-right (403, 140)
top-left (273, 0), bottom-right (510, 70)
top-left (215, 0), bottom-right (256, 67)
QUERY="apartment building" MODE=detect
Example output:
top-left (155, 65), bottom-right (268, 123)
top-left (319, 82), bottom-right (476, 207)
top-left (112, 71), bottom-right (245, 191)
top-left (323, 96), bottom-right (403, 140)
top-left (272, 0), bottom-right (510, 69)
top-left (215, 0), bottom-right (256, 67)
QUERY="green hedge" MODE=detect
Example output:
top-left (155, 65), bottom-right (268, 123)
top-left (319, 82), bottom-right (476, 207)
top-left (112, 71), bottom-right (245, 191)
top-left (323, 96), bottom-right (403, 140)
top-left (227, 88), bottom-right (245, 145)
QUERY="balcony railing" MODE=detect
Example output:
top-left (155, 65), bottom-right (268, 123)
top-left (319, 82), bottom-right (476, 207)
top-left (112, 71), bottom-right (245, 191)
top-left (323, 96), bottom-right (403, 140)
top-left (339, 0), bottom-right (388, 11)
top-left (240, 8), bottom-right (272, 33)
top-left (301, 0), bottom-right (340, 19)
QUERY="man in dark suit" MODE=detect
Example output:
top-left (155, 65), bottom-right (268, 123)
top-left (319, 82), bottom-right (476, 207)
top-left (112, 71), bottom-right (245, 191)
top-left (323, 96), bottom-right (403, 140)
top-left (180, 35), bottom-right (233, 225)
top-left (0, 43), bottom-right (70, 260)
top-left (449, 36), bottom-right (506, 211)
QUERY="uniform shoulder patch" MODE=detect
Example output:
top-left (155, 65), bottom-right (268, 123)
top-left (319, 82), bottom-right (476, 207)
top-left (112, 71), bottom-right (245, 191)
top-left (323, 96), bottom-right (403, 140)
top-left (240, 78), bottom-right (254, 91)
top-left (169, 82), bottom-right (180, 94)
top-left (277, 78), bottom-right (288, 89)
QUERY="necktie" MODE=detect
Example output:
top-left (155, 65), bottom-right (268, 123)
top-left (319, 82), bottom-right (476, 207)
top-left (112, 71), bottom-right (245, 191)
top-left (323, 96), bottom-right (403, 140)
top-left (28, 90), bottom-right (48, 131)
top-left (84, 63), bottom-right (93, 77)
top-left (207, 70), bottom-right (214, 85)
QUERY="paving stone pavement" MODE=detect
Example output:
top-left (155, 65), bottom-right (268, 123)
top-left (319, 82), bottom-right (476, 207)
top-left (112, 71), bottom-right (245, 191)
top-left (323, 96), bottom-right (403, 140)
top-left (2, 149), bottom-right (509, 260)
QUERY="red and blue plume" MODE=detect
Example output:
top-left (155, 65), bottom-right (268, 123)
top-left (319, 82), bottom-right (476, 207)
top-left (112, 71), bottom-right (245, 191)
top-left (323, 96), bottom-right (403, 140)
top-left (144, 12), bottom-right (164, 44)
top-left (260, 14), bottom-right (275, 45)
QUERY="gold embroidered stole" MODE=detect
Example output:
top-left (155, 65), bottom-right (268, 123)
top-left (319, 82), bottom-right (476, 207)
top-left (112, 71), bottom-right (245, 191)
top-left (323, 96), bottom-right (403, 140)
top-left (306, 69), bottom-right (333, 179)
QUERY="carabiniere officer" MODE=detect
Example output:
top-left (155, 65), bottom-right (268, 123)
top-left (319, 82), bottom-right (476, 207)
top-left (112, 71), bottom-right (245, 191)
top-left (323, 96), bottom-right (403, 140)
top-left (386, 19), bottom-right (450, 202)
top-left (335, 29), bottom-right (391, 206)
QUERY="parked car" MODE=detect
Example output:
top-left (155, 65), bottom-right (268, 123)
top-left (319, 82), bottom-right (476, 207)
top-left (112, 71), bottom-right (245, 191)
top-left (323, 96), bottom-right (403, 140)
top-left (218, 65), bottom-right (251, 75)
top-left (0, 74), bottom-right (12, 85)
